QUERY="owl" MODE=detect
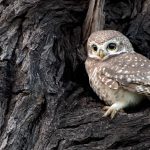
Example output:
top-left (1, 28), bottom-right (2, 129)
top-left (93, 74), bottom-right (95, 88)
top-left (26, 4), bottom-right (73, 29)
top-left (85, 30), bottom-right (150, 119)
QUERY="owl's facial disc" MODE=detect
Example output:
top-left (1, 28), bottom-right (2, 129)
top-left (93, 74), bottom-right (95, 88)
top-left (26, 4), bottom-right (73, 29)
top-left (87, 30), bottom-right (135, 61)
top-left (89, 42), bottom-right (118, 60)
top-left (88, 38), bottom-right (128, 61)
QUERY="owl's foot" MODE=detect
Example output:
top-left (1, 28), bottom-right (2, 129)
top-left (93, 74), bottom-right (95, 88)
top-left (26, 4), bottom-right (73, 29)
top-left (103, 106), bottom-right (118, 119)
top-left (102, 103), bottom-right (125, 119)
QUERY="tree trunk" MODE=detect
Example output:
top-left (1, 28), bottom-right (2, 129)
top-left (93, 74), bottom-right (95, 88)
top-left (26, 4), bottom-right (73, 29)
top-left (0, 0), bottom-right (150, 150)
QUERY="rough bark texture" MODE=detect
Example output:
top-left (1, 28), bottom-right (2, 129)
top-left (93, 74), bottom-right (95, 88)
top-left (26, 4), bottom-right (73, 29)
top-left (82, 0), bottom-right (105, 43)
top-left (0, 0), bottom-right (150, 150)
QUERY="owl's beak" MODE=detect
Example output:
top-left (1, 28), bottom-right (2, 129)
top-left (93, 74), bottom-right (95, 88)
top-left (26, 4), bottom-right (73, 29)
top-left (99, 50), bottom-right (105, 58)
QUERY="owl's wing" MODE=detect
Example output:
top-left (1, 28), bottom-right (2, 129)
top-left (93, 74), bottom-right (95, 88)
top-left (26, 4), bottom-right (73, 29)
top-left (99, 75), bottom-right (119, 89)
top-left (100, 53), bottom-right (150, 96)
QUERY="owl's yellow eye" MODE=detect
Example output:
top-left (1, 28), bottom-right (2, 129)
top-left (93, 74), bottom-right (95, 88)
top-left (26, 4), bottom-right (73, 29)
top-left (91, 44), bottom-right (98, 51)
top-left (107, 43), bottom-right (117, 51)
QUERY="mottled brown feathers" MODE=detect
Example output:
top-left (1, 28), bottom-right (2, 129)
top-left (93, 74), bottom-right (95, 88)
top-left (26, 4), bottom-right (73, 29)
top-left (100, 53), bottom-right (150, 95)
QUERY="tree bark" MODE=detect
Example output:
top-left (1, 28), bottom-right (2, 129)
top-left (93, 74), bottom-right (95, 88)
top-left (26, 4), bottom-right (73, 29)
top-left (0, 0), bottom-right (150, 150)
top-left (82, 0), bottom-right (105, 44)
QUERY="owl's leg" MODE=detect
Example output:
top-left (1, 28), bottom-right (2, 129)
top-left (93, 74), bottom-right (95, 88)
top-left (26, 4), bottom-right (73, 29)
top-left (103, 102), bottom-right (126, 119)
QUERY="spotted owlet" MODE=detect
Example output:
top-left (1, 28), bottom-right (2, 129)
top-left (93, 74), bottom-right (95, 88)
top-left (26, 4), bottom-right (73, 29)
top-left (85, 30), bottom-right (150, 118)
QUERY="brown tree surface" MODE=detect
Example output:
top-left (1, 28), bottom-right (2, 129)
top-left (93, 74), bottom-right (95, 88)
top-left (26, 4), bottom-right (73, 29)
top-left (0, 0), bottom-right (150, 150)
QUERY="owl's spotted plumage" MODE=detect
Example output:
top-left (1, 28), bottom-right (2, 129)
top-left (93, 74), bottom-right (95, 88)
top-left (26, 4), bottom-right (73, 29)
top-left (85, 30), bottom-right (150, 118)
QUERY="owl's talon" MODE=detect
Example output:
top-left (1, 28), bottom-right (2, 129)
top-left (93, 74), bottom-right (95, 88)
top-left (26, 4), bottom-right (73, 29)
top-left (102, 106), bottom-right (110, 111)
top-left (110, 109), bottom-right (117, 119)
top-left (103, 106), bottom-right (118, 119)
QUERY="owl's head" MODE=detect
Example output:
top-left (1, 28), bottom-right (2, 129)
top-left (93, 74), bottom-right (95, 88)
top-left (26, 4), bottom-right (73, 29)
top-left (87, 30), bottom-right (134, 60)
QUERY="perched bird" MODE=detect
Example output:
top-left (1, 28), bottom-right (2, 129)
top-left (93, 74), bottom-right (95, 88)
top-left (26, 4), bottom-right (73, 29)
top-left (85, 30), bottom-right (150, 118)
